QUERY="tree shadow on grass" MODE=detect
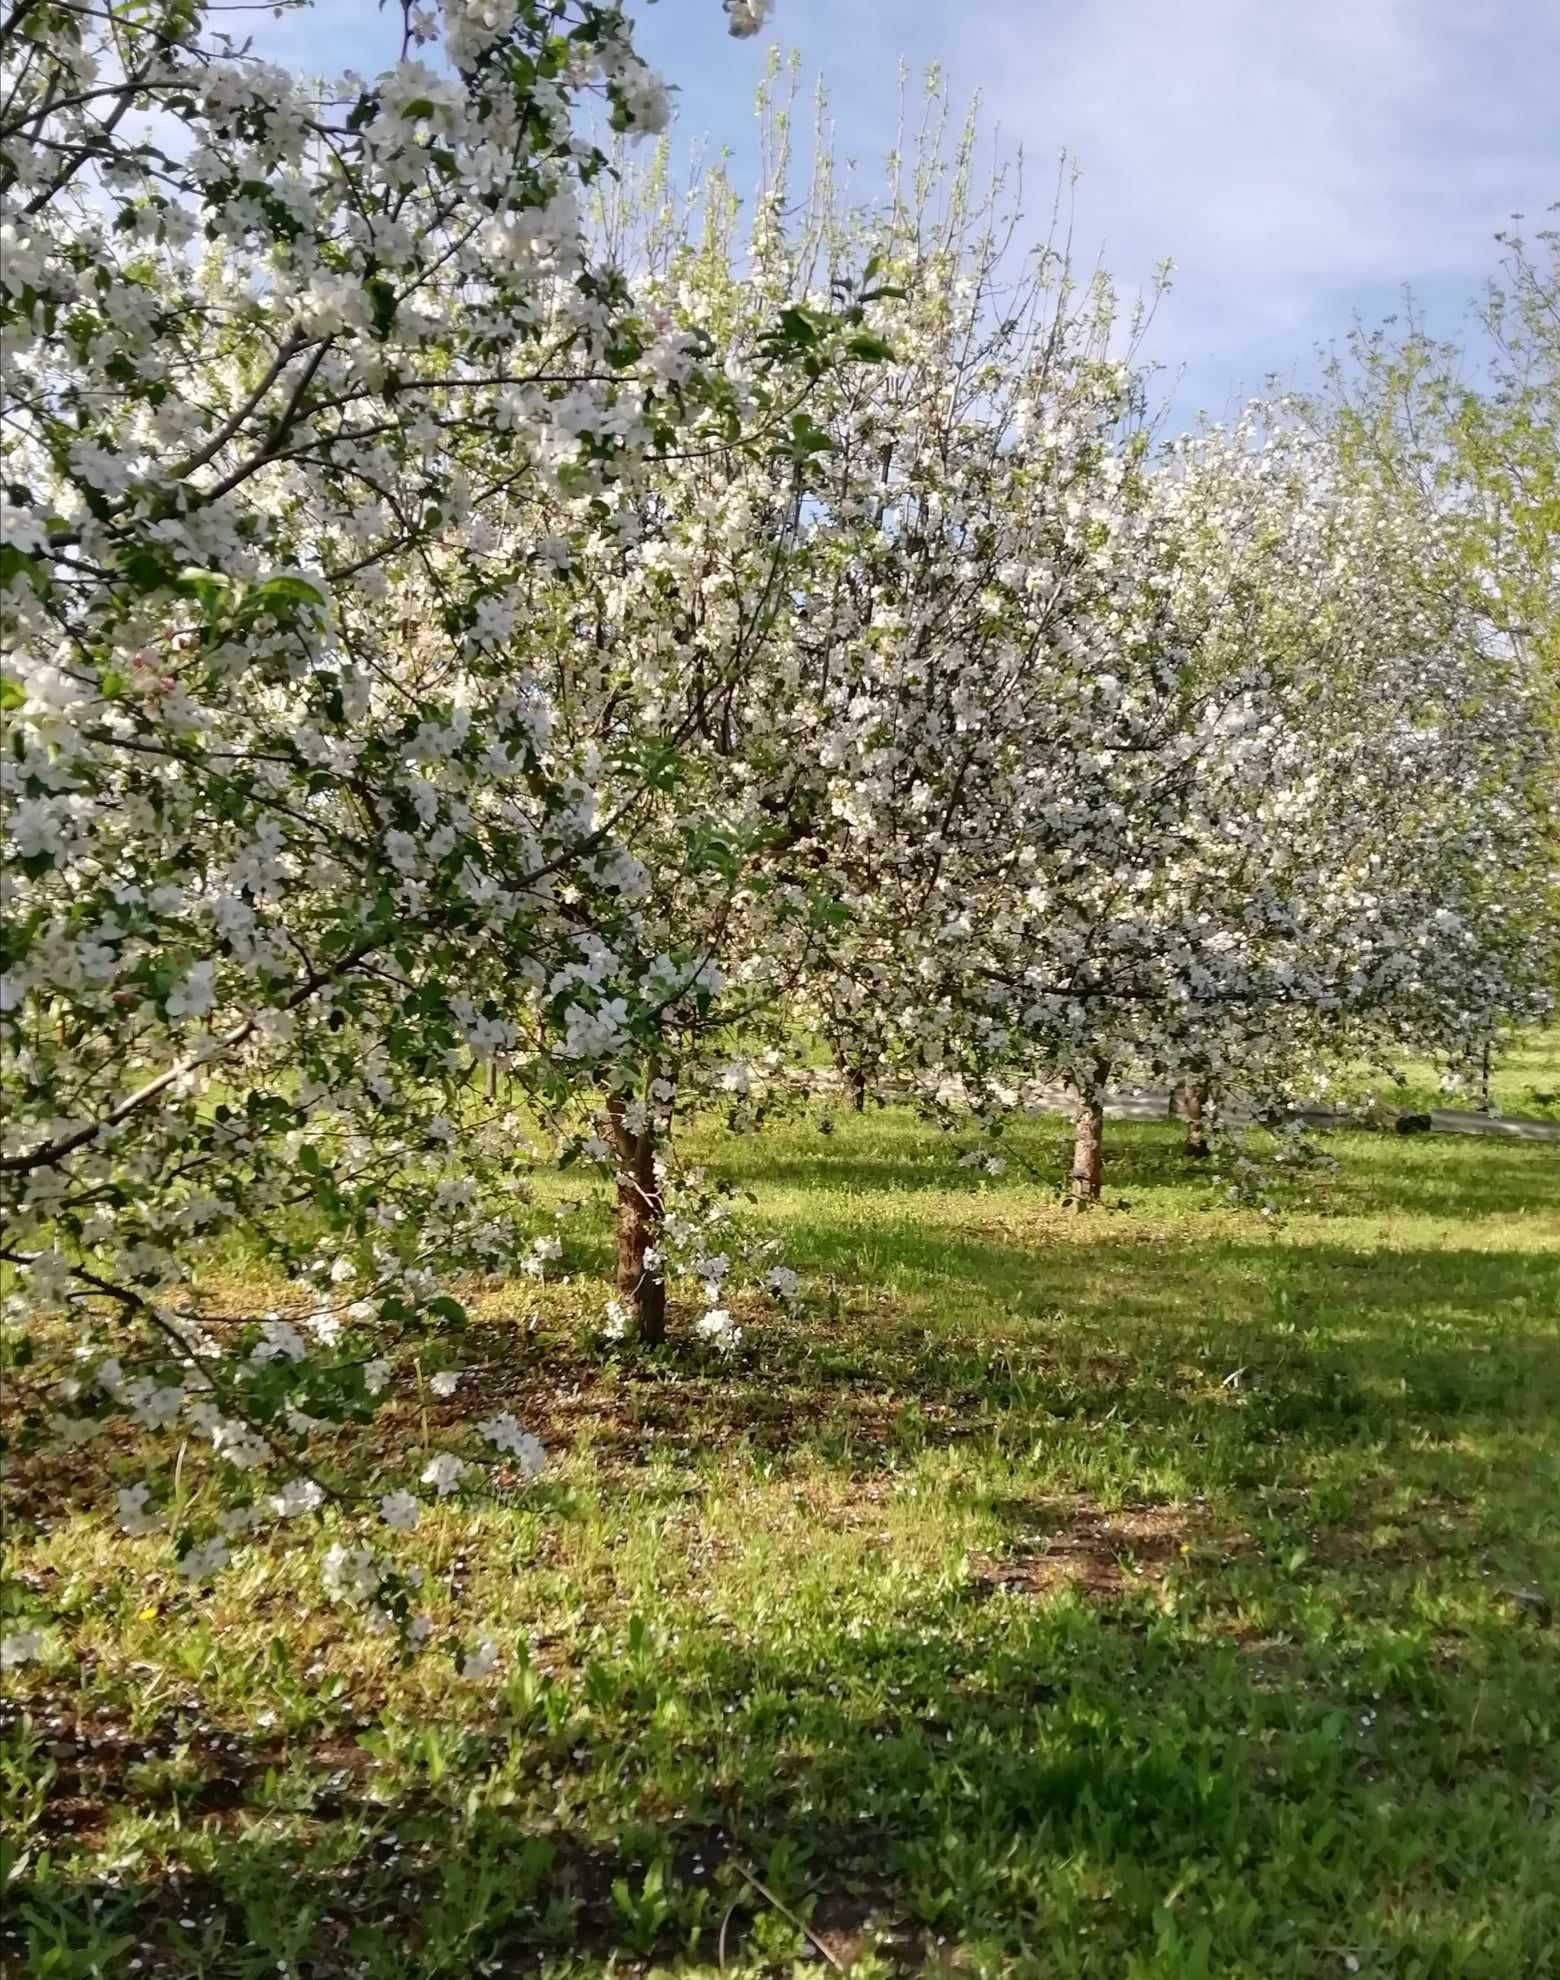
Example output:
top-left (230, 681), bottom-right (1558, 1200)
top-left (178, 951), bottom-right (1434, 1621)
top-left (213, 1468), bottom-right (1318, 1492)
top-left (452, 1220), bottom-right (1560, 1628)
top-left (8, 1560), bottom-right (1559, 1977)
top-left (6, 1129), bottom-right (1558, 1972)
top-left (1312, 1136), bottom-right (1560, 1221)
top-left (10, 1214), bottom-right (1556, 1537)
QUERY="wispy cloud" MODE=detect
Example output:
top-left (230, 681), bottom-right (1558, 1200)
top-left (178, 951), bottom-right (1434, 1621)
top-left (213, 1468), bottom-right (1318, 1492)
top-left (981, 0), bottom-right (1559, 338)
top-left (640, 0), bottom-right (1560, 412)
top-left (247, 0), bottom-right (1560, 414)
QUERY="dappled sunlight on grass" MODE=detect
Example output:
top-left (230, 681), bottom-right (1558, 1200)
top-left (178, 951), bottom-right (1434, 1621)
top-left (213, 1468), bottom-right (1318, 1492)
top-left (4, 1108), bottom-right (1558, 1976)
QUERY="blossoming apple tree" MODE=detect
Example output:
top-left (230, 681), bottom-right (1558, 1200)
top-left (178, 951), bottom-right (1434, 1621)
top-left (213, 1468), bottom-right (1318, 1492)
top-left (932, 413), bottom-right (1552, 1198)
top-left (0, 0), bottom-right (821, 1653)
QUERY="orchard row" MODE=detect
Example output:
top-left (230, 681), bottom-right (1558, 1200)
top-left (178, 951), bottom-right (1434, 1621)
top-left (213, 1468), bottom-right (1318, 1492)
top-left (1, 0), bottom-right (1552, 1658)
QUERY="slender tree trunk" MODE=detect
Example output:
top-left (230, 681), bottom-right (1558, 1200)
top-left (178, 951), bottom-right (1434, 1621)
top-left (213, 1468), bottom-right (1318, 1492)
top-left (1478, 1035), bottom-right (1492, 1115)
top-left (829, 1035), bottom-right (867, 1111)
top-left (1068, 1093), bottom-right (1104, 1206)
top-left (1180, 1080), bottom-right (1210, 1158)
top-left (606, 1094), bottom-right (666, 1345)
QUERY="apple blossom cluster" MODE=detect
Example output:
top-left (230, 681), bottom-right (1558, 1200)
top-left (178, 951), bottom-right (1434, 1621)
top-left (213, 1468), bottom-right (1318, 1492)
top-left (0, 0), bottom-right (840, 1656)
top-left (724, 0), bottom-right (776, 36)
top-left (713, 133), bottom-right (1553, 1197)
top-left (2, 8), bottom-right (1551, 1681)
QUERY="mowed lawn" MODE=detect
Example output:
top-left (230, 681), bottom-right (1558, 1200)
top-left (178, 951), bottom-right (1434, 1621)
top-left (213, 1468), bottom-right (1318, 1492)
top-left (1359, 1030), bottom-right (1560, 1123)
top-left (3, 1106), bottom-right (1559, 1978)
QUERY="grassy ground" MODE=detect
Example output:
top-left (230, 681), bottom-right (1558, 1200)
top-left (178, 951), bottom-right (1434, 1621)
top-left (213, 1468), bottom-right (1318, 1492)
top-left (3, 1107), bottom-right (1559, 1979)
top-left (1361, 1028), bottom-right (1560, 1122)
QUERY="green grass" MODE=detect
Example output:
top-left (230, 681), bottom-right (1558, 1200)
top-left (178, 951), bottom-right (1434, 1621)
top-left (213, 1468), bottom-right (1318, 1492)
top-left (1361, 1027), bottom-right (1560, 1122)
top-left (3, 1108), bottom-right (1559, 1978)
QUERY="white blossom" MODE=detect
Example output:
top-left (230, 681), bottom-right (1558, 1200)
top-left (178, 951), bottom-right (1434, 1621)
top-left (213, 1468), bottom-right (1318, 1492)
top-left (459, 1637), bottom-right (499, 1679)
top-left (421, 1453), bottom-right (467, 1496)
top-left (115, 1483), bottom-right (163, 1536)
top-left (177, 1536), bottom-right (231, 1582)
top-left (378, 1490), bottom-right (420, 1532)
top-left (476, 1414), bottom-right (546, 1476)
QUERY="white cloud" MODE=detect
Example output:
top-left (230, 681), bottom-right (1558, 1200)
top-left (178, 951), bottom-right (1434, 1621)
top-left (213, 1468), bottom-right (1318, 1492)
top-left (979, 0), bottom-right (1559, 352)
top-left (242, 0), bottom-right (1560, 413)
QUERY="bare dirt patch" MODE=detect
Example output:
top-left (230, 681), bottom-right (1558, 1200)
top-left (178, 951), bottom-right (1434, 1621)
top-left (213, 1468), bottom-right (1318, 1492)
top-left (972, 1497), bottom-right (1223, 1602)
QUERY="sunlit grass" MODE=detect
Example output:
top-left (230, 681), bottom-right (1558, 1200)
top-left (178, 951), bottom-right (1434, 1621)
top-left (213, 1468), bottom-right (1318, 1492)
top-left (1359, 1025), bottom-right (1560, 1121)
top-left (4, 1104), bottom-right (1558, 1977)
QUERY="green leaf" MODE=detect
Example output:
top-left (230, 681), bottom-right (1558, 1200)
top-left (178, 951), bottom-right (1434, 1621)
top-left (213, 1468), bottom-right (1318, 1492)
top-left (0, 546), bottom-right (45, 596)
top-left (776, 306), bottom-right (820, 348)
top-left (255, 573), bottom-right (329, 610)
top-left (367, 277), bottom-right (399, 340)
top-left (122, 548), bottom-right (169, 591)
top-left (787, 413), bottom-right (834, 461)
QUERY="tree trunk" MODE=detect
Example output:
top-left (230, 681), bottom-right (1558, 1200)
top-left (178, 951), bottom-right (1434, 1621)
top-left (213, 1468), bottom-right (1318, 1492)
top-left (606, 1095), bottom-right (666, 1345)
top-left (1180, 1080), bottom-right (1210, 1158)
top-left (1068, 1093), bottom-right (1104, 1205)
top-left (830, 1035), bottom-right (867, 1112)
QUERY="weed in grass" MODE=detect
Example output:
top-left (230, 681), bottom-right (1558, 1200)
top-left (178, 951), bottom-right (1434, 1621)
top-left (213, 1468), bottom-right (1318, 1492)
top-left (2, 1108), bottom-right (1557, 1976)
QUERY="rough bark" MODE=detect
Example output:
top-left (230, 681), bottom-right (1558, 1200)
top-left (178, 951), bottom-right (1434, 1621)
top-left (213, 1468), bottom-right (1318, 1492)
top-left (1180, 1080), bottom-right (1211, 1158)
top-left (1068, 1093), bottom-right (1104, 1205)
top-left (830, 1034), bottom-right (869, 1113)
top-left (606, 1094), bottom-right (666, 1345)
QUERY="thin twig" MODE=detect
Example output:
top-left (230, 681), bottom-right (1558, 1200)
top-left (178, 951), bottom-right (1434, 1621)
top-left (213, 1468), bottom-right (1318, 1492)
top-left (733, 1863), bottom-right (846, 1974)
top-left (717, 1895), bottom-right (741, 1972)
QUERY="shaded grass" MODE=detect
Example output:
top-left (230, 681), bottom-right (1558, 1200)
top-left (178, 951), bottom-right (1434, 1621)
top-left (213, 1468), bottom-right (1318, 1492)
top-left (3, 1110), bottom-right (1558, 1978)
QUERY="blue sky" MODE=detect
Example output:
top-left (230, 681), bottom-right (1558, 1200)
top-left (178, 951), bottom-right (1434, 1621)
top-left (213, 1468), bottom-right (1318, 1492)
top-left (257, 0), bottom-right (1560, 421)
